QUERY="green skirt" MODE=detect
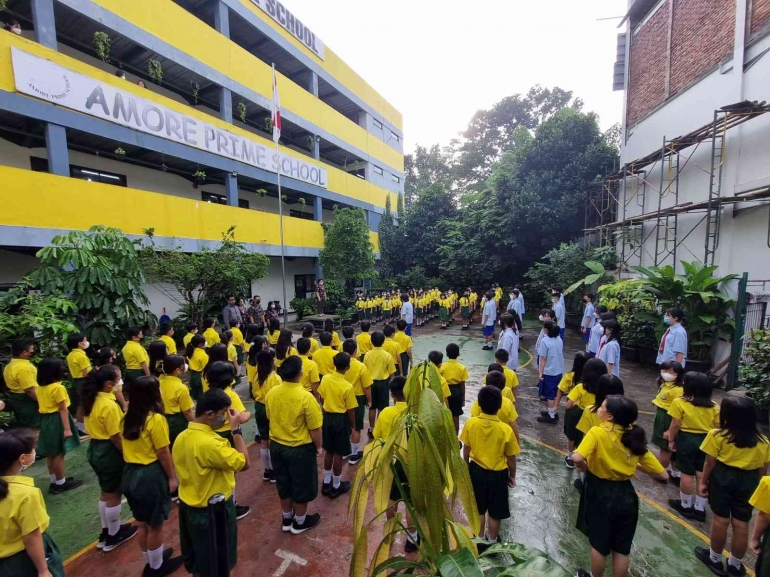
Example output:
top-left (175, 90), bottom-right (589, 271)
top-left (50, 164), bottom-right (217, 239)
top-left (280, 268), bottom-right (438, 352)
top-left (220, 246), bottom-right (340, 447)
top-left (166, 413), bottom-right (189, 447)
top-left (577, 472), bottom-right (638, 556)
top-left (123, 461), bottom-right (171, 526)
top-left (651, 407), bottom-right (673, 450)
top-left (0, 532), bottom-right (64, 577)
top-left (322, 411), bottom-right (351, 456)
top-left (254, 401), bottom-right (270, 440)
top-left (564, 405), bottom-right (583, 443)
top-left (461, 306), bottom-right (470, 319)
top-left (7, 391), bottom-right (40, 428)
top-left (400, 352), bottom-right (410, 377)
top-left (68, 378), bottom-right (85, 416)
top-left (439, 307), bottom-right (449, 321)
top-left (123, 368), bottom-right (146, 398)
top-left (179, 497), bottom-right (237, 577)
top-left (87, 439), bottom-right (125, 493)
top-left (189, 371), bottom-right (203, 401)
top-left (235, 345), bottom-right (244, 365)
top-left (38, 412), bottom-right (80, 456)
top-left (675, 431), bottom-right (707, 475)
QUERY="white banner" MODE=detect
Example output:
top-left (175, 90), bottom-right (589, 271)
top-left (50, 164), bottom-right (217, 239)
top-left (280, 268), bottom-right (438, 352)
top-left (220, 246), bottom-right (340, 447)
top-left (250, 0), bottom-right (325, 60)
top-left (11, 48), bottom-right (328, 188)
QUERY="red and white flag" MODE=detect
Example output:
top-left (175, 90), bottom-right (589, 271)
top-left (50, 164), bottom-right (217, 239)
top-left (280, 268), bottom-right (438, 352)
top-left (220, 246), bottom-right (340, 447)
top-left (271, 64), bottom-right (281, 143)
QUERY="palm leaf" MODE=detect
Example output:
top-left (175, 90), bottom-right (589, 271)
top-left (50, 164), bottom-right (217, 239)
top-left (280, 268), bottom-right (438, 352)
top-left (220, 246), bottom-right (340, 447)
top-left (436, 549), bottom-right (484, 577)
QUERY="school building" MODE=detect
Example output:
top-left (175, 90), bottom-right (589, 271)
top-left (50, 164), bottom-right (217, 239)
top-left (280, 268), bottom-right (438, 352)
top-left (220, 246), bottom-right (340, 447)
top-left (0, 0), bottom-right (403, 315)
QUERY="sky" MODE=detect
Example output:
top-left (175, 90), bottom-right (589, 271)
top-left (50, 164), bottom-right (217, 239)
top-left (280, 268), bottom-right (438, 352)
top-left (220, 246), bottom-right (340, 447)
top-left (285, 0), bottom-right (626, 153)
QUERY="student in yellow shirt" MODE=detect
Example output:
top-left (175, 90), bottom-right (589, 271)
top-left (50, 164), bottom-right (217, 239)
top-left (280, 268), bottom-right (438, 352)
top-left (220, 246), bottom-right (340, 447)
top-left (148, 341), bottom-right (169, 379)
top-left (296, 338), bottom-right (321, 399)
top-left (202, 317), bottom-right (221, 348)
top-left (229, 321), bottom-right (245, 367)
top-left (365, 331), bottom-right (397, 434)
top-left (201, 344), bottom-right (229, 394)
top-left (576, 374), bottom-right (625, 435)
top-left (3, 339), bottom-right (40, 429)
top-left (394, 320), bottom-right (413, 375)
top-left (172, 389), bottom-right (250, 575)
top-left (666, 372), bottom-right (720, 522)
top-left (220, 331), bottom-right (241, 384)
top-left (185, 335), bottom-right (208, 401)
top-left (324, 319), bottom-right (342, 350)
top-left (313, 332), bottom-right (338, 378)
top-left (383, 325), bottom-right (404, 376)
top-left (461, 386), bottom-right (520, 547)
top-left (66, 333), bottom-right (92, 435)
top-left (572, 396), bottom-right (667, 577)
top-left (252, 349), bottom-right (282, 483)
top-left (301, 323), bottom-right (320, 357)
top-left (0, 429), bottom-right (66, 577)
top-left (650, 360), bottom-right (685, 485)
top-left (82, 364), bottom-right (138, 551)
top-left (561, 358), bottom-right (606, 471)
top-left (265, 356), bottom-right (323, 534)
top-left (356, 321), bottom-right (373, 361)
top-left (267, 317), bottom-right (281, 346)
top-left (122, 327), bottom-right (150, 394)
top-left (159, 355), bottom-right (195, 447)
top-left (356, 294), bottom-right (366, 323)
top-left (493, 350), bottom-right (521, 392)
top-left (460, 291), bottom-right (471, 329)
top-left (342, 339), bottom-right (373, 465)
top-left (443, 343), bottom-right (469, 433)
top-left (750, 475), bottom-right (770, 575)
top-left (121, 376), bottom-right (183, 576)
top-left (157, 323), bottom-right (177, 355)
top-left (383, 295), bottom-right (392, 323)
top-left (695, 397), bottom-right (770, 575)
top-left (439, 293), bottom-right (449, 329)
top-left (471, 371), bottom-right (519, 441)
top-left (95, 347), bottom-right (128, 412)
top-left (425, 351), bottom-right (452, 408)
top-left (182, 322), bottom-right (198, 350)
top-left (245, 335), bottom-right (268, 402)
top-left (318, 352), bottom-right (358, 498)
top-left (36, 358), bottom-right (83, 495)
top-left (550, 352), bottom-right (587, 416)
top-left (274, 329), bottom-right (298, 369)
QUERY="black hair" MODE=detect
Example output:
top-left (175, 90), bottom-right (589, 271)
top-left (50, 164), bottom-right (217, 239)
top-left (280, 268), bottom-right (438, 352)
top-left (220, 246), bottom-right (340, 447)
top-left (487, 362), bottom-right (504, 374)
top-left (187, 322), bottom-right (199, 333)
top-left (547, 323), bottom-right (561, 339)
top-left (148, 340), bottom-right (168, 377)
top-left (428, 350), bottom-right (443, 366)
top-left (319, 331), bottom-right (332, 346)
top-left (97, 347), bottom-right (116, 368)
top-left (126, 326), bottom-right (143, 339)
top-left (371, 331), bottom-right (385, 347)
top-left (0, 430), bottom-right (37, 501)
top-left (247, 336), bottom-right (268, 365)
top-left (207, 361), bottom-right (236, 390)
top-left (571, 352), bottom-right (588, 384)
top-left (11, 338), bottom-right (34, 357)
top-left (389, 376), bottom-right (406, 400)
top-left (115, 69), bottom-right (126, 77)
top-left (595, 304), bottom-right (608, 316)
top-left (82, 364), bottom-right (121, 416)
top-left (342, 338), bottom-right (358, 356)
top-left (396, 319), bottom-right (407, 331)
top-left (195, 388), bottom-right (232, 417)
top-left (342, 326), bottom-right (354, 339)
top-left (278, 355), bottom-right (303, 382)
top-left (543, 320), bottom-right (555, 334)
top-left (159, 323), bottom-right (173, 336)
top-left (666, 307), bottom-right (685, 325)
top-left (275, 328), bottom-right (294, 360)
top-left (657, 360), bottom-right (685, 388)
top-left (600, 311), bottom-right (617, 322)
top-left (446, 343), bottom-right (460, 359)
top-left (163, 354), bottom-right (186, 375)
top-left (591, 374), bottom-right (624, 413)
top-left (584, 293), bottom-right (594, 301)
top-left (220, 330), bottom-right (233, 346)
top-left (361, 321), bottom-right (371, 332)
top-left (38, 357), bottom-right (65, 386)
top-left (302, 323), bottom-right (314, 338)
top-left (494, 349), bottom-right (509, 363)
top-left (581, 358), bottom-right (608, 394)
top-left (602, 319), bottom-right (622, 346)
top-left (334, 352), bottom-right (351, 372)
top-left (203, 344), bottom-right (228, 381)
top-left (486, 371), bottom-right (506, 391)
top-left (123, 376), bottom-right (164, 440)
top-left (268, 317), bottom-right (280, 335)
top-left (256, 349), bottom-right (275, 387)
top-left (682, 372), bottom-right (715, 408)
top-left (244, 324), bottom-right (260, 342)
top-left (66, 333), bottom-right (87, 351)
top-left (717, 397), bottom-right (768, 449)
top-left (296, 337), bottom-right (311, 355)
top-left (186, 334), bottom-right (206, 358)
top-left (383, 325), bottom-right (395, 337)
top-left (501, 313), bottom-right (517, 332)
top-left (604, 396), bottom-right (648, 456)
top-left (478, 386), bottom-right (503, 415)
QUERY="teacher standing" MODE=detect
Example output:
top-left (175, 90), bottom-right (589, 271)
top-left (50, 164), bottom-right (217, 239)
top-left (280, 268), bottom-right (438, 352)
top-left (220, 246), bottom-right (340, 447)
top-left (316, 280), bottom-right (327, 317)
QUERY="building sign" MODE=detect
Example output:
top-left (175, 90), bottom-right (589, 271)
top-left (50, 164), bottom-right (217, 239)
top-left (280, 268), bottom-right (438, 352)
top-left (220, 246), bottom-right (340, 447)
top-left (11, 48), bottom-right (328, 188)
top-left (250, 0), bottom-right (325, 60)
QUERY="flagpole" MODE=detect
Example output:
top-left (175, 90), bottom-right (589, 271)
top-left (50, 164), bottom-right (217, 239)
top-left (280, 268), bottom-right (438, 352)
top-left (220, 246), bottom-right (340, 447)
top-left (272, 64), bottom-right (289, 328)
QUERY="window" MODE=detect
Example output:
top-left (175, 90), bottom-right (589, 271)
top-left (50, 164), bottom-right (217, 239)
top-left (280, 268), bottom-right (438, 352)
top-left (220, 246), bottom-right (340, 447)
top-left (373, 118), bottom-right (383, 130)
top-left (372, 165), bottom-right (384, 176)
top-left (202, 191), bottom-right (249, 209)
top-left (391, 131), bottom-right (400, 143)
top-left (31, 157), bottom-right (127, 186)
top-left (290, 209), bottom-right (313, 220)
top-left (294, 274), bottom-right (316, 299)
top-left (391, 174), bottom-right (401, 184)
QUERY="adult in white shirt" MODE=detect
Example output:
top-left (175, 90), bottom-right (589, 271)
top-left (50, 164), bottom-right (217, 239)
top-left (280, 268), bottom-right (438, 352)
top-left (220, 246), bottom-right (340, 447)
top-left (552, 292), bottom-right (566, 341)
top-left (515, 285), bottom-right (526, 317)
top-left (481, 291), bottom-right (497, 351)
top-left (400, 293), bottom-right (414, 337)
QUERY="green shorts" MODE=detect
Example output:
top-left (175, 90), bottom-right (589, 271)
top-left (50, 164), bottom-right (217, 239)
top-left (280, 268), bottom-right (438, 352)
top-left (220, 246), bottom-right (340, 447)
top-left (235, 345), bottom-right (244, 366)
top-left (675, 431), bottom-right (707, 475)
top-left (469, 461), bottom-right (510, 520)
top-left (123, 461), bottom-right (171, 527)
top-left (166, 413), bottom-right (189, 448)
top-left (7, 391), bottom-right (40, 429)
top-left (354, 395), bottom-right (367, 431)
top-left (564, 405), bottom-right (583, 443)
top-left (254, 401), bottom-right (270, 440)
top-left (87, 439), bottom-right (125, 493)
top-left (400, 352), bottom-right (410, 376)
top-left (461, 306), bottom-right (470, 319)
top-left (448, 384), bottom-right (464, 417)
top-left (322, 412), bottom-right (352, 455)
top-left (0, 531), bottom-right (64, 577)
top-left (270, 441), bottom-right (318, 504)
top-left (123, 368), bottom-right (146, 398)
top-left (708, 461), bottom-right (762, 522)
top-left (439, 307), bottom-right (449, 321)
top-left (371, 379), bottom-right (390, 412)
top-left (179, 497), bottom-right (237, 577)
top-left (68, 378), bottom-right (85, 416)
top-left (577, 472), bottom-right (638, 556)
top-left (389, 460), bottom-right (410, 502)
top-left (37, 412), bottom-right (80, 456)
top-left (189, 371), bottom-right (203, 401)
top-left (651, 407), bottom-right (673, 451)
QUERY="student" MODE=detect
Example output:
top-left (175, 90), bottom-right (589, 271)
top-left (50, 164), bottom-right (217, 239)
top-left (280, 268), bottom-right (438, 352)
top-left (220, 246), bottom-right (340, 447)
top-left (36, 358), bottom-right (83, 494)
top-left (695, 397), bottom-right (770, 576)
top-left (534, 310), bottom-right (555, 401)
top-left (438, 292), bottom-right (449, 329)
top-left (481, 291), bottom-right (498, 350)
top-left (425, 351), bottom-right (452, 408)
top-left (66, 333), bottom-right (92, 435)
top-left (356, 322), bottom-right (373, 361)
top-left (573, 396), bottom-right (668, 577)
top-left (252, 349), bottom-right (281, 482)
top-left (552, 291), bottom-right (566, 341)
top-left (657, 306), bottom-right (688, 367)
top-left (220, 330), bottom-right (240, 383)
top-left (246, 335), bottom-right (268, 400)
top-left (0, 429), bottom-right (66, 577)
top-left (97, 347), bottom-right (128, 412)
top-left (185, 335), bottom-right (208, 401)
top-left (123, 327), bottom-right (150, 394)
top-left (296, 337), bottom-right (321, 400)
top-left (265, 356), bottom-right (323, 534)
top-left (536, 321), bottom-right (565, 424)
top-left (267, 317), bottom-right (281, 346)
top-left (493, 349), bottom-right (520, 395)
top-left (122, 376), bottom-right (183, 577)
top-left (497, 314), bottom-right (520, 371)
top-left (587, 305), bottom-right (608, 358)
top-left (159, 355), bottom-right (195, 447)
top-left (650, 360), bottom-right (685, 486)
top-left (274, 329), bottom-right (297, 369)
top-left (202, 317), bottom-right (221, 348)
top-left (549, 352), bottom-right (588, 417)
top-left (82, 364), bottom-right (138, 551)
top-left (148, 340), bottom-right (169, 378)
top-left (581, 294), bottom-right (596, 349)
top-left (443, 343), bottom-right (469, 433)
top-left (324, 319), bottom-right (342, 350)
top-left (416, 292), bottom-right (425, 328)
top-left (342, 339), bottom-right (372, 465)
top-left (597, 319), bottom-right (622, 377)
top-left (202, 344), bottom-right (229, 393)
top-left (229, 321), bottom-right (245, 368)
top-left (383, 292), bottom-right (392, 324)
top-left (341, 326), bottom-right (355, 341)
top-left (750, 475), bottom-right (770, 576)
top-left (365, 331), bottom-right (397, 435)
top-left (383, 325), bottom-right (404, 376)
top-left (666, 372), bottom-right (720, 522)
top-left (460, 291), bottom-right (471, 330)
top-left (560, 358), bottom-right (607, 473)
top-left (484, 364), bottom-right (517, 407)
top-left (172, 389), bottom-right (250, 575)
top-left (182, 322), bottom-right (198, 349)
top-left (393, 319), bottom-right (414, 375)
top-left (576, 374), bottom-right (625, 439)
top-left (157, 323), bottom-right (177, 355)
top-left (515, 285), bottom-right (526, 317)
top-left (461, 386), bottom-right (520, 547)
top-left (313, 332), bottom-right (338, 378)
top-left (3, 339), bottom-right (40, 429)
top-left (243, 323), bottom-right (262, 349)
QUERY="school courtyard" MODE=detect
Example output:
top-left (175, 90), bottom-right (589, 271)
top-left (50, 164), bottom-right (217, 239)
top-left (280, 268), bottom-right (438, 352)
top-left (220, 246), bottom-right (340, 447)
top-left (34, 321), bottom-right (746, 577)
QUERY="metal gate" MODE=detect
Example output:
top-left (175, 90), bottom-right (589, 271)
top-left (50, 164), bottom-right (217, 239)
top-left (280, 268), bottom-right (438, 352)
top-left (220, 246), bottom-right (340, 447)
top-left (741, 300), bottom-right (768, 359)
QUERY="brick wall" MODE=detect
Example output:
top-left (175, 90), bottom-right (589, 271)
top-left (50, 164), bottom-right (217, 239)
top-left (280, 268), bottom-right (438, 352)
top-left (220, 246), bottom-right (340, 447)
top-left (627, 4), bottom-right (668, 126)
top-left (752, 0), bottom-right (770, 33)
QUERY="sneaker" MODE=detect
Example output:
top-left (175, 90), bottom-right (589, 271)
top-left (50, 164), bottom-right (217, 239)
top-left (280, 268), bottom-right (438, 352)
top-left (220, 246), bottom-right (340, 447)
top-left (291, 512), bottom-right (321, 535)
top-left (343, 453), bottom-right (350, 460)
top-left (49, 478), bottom-right (83, 494)
top-left (482, 345), bottom-right (493, 351)
top-left (281, 514), bottom-right (295, 533)
top-left (670, 475), bottom-right (682, 487)
top-left (235, 505), bottom-right (251, 520)
top-left (573, 478), bottom-right (584, 492)
top-left (97, 529), bottom-right (108, 549)
top-left (322, 481), bottom-right (331, 496)
top-left (576, 570), bottom-right (592, 577)
top-left (170, 490), bottom-right (179, 503)
top-left (404, 534), bottom-right (420, 553)
top-left (262, 469), bottom-right (274, 482)
top-left (694, 546), bottom-right (727, 576)
top-left (692, 508), bottom-right (707, 522)
top-left (348, 451), bottom-right (364, 465)
top-left (536, 414), bottom-right (558, 424)
top-left (727, 561), bottom-right (747, 576)
top-left (330, 481), bottom-right (351, 499)
top-left (368, 428), bottom-right (374, 437)
top-left (668, 499), bottom-right (696, 519)
top-left (141, 555), bottom-right (185, 577)
top-left (103, 524), bottom-right (138, 552)
top-left (564, 456), bottom-right (575, 469)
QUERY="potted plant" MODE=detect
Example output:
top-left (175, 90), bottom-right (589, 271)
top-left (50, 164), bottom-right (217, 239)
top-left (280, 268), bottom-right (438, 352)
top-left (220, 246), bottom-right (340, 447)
top-left (289, 297), bottom-right (316, 321)
top-left (148, 59), bottom-right (163, 85)
top-left (93, 31), bottom-right (111, 63)
top-left (598, 279), bottom-right (655, 364)
top-left (739, 329), bottom-right (770, 424)
top-left (192, 170), bottom-right (206, 188)
top-left (237, 102), bottom-right (247, 123)
top-left (114, 147), bottom-right (126, 161)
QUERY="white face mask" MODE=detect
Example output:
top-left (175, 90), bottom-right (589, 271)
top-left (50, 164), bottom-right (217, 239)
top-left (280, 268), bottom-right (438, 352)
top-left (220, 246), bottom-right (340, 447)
top-left (116, 378), bottom-right (124, 387)
top-left (538, 315), bottom-right (545, 322)
top-left (183, 363), bottom-right (189, 374)
top-left (81, 340), bottom-right (90, 350)
top-left (20, 450), bottom-right (36, 471)
top-left (660, 371), bottom-right (677, 382)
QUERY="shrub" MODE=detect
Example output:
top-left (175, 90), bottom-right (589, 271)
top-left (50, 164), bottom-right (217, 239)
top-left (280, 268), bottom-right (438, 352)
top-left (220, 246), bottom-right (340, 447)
top-left (740, 329), bottom-right (770, 409)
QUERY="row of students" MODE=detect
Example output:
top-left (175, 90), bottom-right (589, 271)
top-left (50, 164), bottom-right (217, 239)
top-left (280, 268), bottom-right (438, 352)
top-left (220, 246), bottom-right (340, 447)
top-left (356, 292), bottom-right (402, 323)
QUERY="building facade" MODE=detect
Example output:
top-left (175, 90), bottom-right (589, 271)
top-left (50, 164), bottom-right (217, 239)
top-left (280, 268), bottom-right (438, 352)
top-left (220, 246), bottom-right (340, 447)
top-left (0, 0), bottom-right (404, 315)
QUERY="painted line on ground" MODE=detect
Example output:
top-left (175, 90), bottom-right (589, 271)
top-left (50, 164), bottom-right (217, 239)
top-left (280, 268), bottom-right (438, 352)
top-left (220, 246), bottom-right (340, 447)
top-left (518, 348), bottom-right (533, 370)
top-left (273, 549), bottom-right (308, 576)
top-left (519, 433), bottom-right (756, 577)
top-left (516, 395), bottom-right (655, 416)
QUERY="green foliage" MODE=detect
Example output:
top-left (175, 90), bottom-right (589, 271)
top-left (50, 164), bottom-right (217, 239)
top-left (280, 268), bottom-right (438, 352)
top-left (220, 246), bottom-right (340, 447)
top-left (148, 59), bottom-right (163, 84)
top-left (321, 279), bottom-right (352, 313)
top-left (740, 330), bottom-right (770, 409)
top-left (93, 32), bottom-right (111, 63)
top-left (319, 207), bottom-right (376, 285)
top-left (396, 266), bottom-right (428, 291)
top-left (290, 297), bottom-right (317, 320)
top-left (403, 183), bottom-right (458, 280)
top-left (524, 243), bottom-right (588, 309)
top-left (27, 226), bottom-right (154, 348)
top-left (597, 279), bottom-right (656, 348)
top-left (138, 226), bottom-right (269, 326)
top-left (377, 196), bottom-right (397, 280)
top-left (190, 80), bottom-right (200, 104)
top-left (236, 101), bottom-right (247, 123)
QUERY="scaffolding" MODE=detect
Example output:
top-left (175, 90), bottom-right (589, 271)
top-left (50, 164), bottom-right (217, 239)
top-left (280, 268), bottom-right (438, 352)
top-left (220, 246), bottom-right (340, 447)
top-left (584, 101), bottom-right (770, 273)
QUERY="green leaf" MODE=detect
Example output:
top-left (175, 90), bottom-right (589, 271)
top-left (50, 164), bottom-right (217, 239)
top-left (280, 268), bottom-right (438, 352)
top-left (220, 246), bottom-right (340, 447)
top-left (497, 556), bottom-right (572, 576)
top-left (437, 549), bottom-right (484, 577)
top-left (584, 260), bottom-right (605, 274)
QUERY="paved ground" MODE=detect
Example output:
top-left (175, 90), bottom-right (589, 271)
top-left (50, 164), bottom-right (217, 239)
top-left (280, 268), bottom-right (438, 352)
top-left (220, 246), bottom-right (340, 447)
top-left (28, 317), bottom-right (757, 576)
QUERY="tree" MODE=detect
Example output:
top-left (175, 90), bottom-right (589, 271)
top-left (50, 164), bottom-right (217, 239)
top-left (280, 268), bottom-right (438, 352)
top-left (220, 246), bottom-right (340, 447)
top-left (319, 207), bottom-right (376, 289)
top-left (404, 144), bottom-right (456, 206)
top-left (28, 226), bottom-right (154, 347)
top-left (403, 183), bottom-right (458, 280)
top-left (377, 196), bottom-right (397, 281)
top-left (138, 226), bottom-right (269, 326)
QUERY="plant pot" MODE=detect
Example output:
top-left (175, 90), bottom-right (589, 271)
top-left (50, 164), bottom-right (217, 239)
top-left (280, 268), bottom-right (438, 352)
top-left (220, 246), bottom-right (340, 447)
top-left (621, 346), bottom-right (640, 363)
top-left (638, 346), bottom-right (658, 367)
top-left (685, 359), bottom-right (711, 374)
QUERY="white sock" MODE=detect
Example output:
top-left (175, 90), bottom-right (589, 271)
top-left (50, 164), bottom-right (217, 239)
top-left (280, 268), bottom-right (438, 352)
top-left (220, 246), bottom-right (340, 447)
top-left (680, 492), bottom-right (693, 508)
top-left (548, 409), bottom-right (556, 418)
top-left (568, 451), bottom-right (573, 459)
top-left (710, 548), bottom-right (723, 563)
top-left (55, 477), bottom-right (65, 485)
top-left (105, 504), bottom-right (122, 536)
top-left (260, 448), bottom-right (270, 470)
top-left (333, 475), bottom-right (341, 489)
top-left (323, 469), bottom-right (332, 484)
top-left (694, 495), bottom-right (708, 512)
top-left (728, 555), bottom-right (743, 569)
top-left (98, 500), bottom-right (108, 529)
top-left (50, 473), bottom-right (57, 483)
top-left (407, 530), bottom-right (418, 544)
top-left (671, 470), bottom-right (681, 478)
top-left (282, 510), bottom-right (294, 520)
top-left (148, 545), bottom-right (164, 570)
top-left (295, 514), bottom-right (306, 525)
top-left (350, 442), bottom-right (358, 455)
top-left (143, 550), bottom-right (150, 563)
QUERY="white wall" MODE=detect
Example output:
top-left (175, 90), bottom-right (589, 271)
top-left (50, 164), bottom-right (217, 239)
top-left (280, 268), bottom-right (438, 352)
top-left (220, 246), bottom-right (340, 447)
top-left (0, 249), bottom-right (38, 285)
top-left (251, 257), bottom-right (316, 307)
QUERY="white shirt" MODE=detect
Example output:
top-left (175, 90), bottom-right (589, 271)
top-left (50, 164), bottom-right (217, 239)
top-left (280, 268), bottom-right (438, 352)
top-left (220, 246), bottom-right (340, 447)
top-left (497, 328), bottom-right (520, 370)
top-left (517, 293), bottom-right (525, 315)
top-left (588, 321), bottom-right (603, 353)
top-left (482, 299), bottom-right (497, 327)
top-left (401, 301), bottom-right (414, 324)
top-left (582, 303), bottom-right (595, 329)
top-left (553, 301), bottom-right (566, 329)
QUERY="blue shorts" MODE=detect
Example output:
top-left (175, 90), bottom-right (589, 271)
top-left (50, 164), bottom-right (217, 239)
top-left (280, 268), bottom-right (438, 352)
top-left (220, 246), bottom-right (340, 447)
top-left (405, 323), bottom-right (412, 336)
top-left (559, 328), bottom-right (565, 341)
top-left (483, 325), bottom-right (495, 338)
top-left (542, 374), bottom-right (562, 401)
top-left (582, 330), bottom-right (590, 342)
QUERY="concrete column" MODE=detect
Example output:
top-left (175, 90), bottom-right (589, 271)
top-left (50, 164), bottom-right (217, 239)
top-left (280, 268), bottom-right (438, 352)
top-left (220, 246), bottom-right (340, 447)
top-left (308, 71), bottom-right (319, 97)
top-left (311, 135), bottom-right (320, 160)
top-left (220, 88), bottom-right (233, 123)
top-left (45, 123), bottom-right (69, 176)
top-left (214, 1), bottom-right (230, 38)
top-left (313, 196), bottom-right (323, 280)
top-left (31, 0), bottom-right (58, 49)
top-left (225, 173), bottom-right (238, 207)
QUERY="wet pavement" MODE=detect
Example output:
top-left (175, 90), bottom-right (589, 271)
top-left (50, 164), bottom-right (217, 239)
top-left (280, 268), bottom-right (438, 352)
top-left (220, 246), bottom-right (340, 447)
top-left (57, 318), bottom-right (756, 576)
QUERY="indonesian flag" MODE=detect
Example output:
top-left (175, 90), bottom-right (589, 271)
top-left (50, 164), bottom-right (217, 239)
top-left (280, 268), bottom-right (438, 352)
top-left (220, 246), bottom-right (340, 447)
top-left (271, 64), bottom-right (281, 143)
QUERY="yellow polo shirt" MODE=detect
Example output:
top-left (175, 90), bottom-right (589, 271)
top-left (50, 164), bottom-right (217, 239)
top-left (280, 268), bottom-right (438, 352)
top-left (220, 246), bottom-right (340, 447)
top-left (568, 384), bottom-right (596, 411)
top-left (442, 359), bottom-right (469, 385)
top-left (345, 358), bottom-right (373, 396)
top-left (668, 398), bottom-right (720, 433)
top-left (227, 344), bottom-right (237, 364)
top-left (317, 372), bottom-right (358, 414)
top-left (252, 371), bottom-right (281, 404)
top-left (123, 412), bottom-right (170, 465)
top-left (700, 429), bottom-right (770, 471)
top-left (160, 375), bottom-right (194, 415)
top-left (189, 348), bottom-right (208, 372)
top-left (299, 355), bottom-right (320, 392)
top-left (172, 422), bottom-right (246, 507)
top-left (217, 387), bottom-right (246, 433)
top-left (230, 327), bottom-right (245, 347)
top-left (373, 401), bottom-right (407, 440)
top-left (356, 332), bottom-right (373, 356)
top-left (652, 383), bottom-right (684, 411)
top-left (460, 414), bottom-right (520, 471)
top-left (308, 337), bottom-right (320, 356)
top-left (460, 297), bottom-right (469, 308)
top-left (331, 331), bottom-right (342, 350)
top-left (557, 372), bottom-right (575, 394)
top-left (502, 386), bottom-right (516, 405)
top-left (3, 358), bottom-right (37, 393)
top-left (275, 347), bottom-right (298, 368)
top-left (265, 382), bottom-right (323, 446)
top-left (750, 476), bottom-right (770, 515)
top-left (576, 423), bottom-right (664, 481)
top-left (365, 348), bottom-right (396, 380)
top-left (37, 382), bottom-right (70, 414)
top-left (203, 328), bottom-right (221, 347)
top-left (576, 405), bottom-right (601, 434)
top-left (313, 346), bottom-right (338, 376)
top-left (85, 391), bottom-right (123, 440)
top-left (393, 331), bottom-right (412, 354)
top-left (267, 330), bottom-right (280, 346)
top-left (66, 348), bottom-right (92, 379)
top-left (383, 338), bottom-right (401, 364)
top-left (159, 335), bottom-right (177, 355)
top-left (470, 397), bottom-right (518, 425)
top-left (0, 476), bottom-right (50, 557)
top-left (183, 332), bottom-right (196, 348)
top-left (122, 340), bottom-right (149, 369)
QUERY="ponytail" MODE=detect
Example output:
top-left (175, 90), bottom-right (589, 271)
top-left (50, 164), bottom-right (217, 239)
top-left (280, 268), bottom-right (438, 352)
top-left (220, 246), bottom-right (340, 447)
top-left (186, 334), bottom-right (206, 359)
top-left (0, 429), bottom-right (37, 500)
top-left (82, 364), bottom-right (120, 416)
top-left (621, 425), bottom-right (649, 456)
top-left (605, 395), bottom-right (647, 455)
top-left (148, 341), bottom-right (168, 377)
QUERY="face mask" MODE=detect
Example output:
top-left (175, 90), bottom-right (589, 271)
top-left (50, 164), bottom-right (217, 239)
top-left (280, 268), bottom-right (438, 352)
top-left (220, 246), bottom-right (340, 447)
top-left (20, 450), bottom-right (36, 471)
top-left (210, 414), bottom-right (226, 430)
top-left (663, 315), bottom-right (672, 325)
top-left (183, 363), bottom-right (189, 374)
top-left (660, 371), bottom-right (677, 382)
top-left (538, 315), bottom-right (544, 322)
top-left (11, 26), bottom-right (21, 35)
top-left (116, 378), bottom-right (124, 387)
top-left (594, 313), bottom-right (600, 319)
top-left (81, 340), bottom-right (90, 349)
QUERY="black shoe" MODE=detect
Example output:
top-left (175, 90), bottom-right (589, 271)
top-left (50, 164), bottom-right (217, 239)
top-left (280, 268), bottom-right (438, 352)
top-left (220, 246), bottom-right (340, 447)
top-left (727, 562), bottom-right (747, 576)
top-left (536, 414), bottom-right (558, 424)
top-left (235, 505), bottom-right (251, 520)
top-left (576, 570), bottom-right (592, 577)
top-left (163, 548), bottom-right (173, 560)
top-left (103, 524), bottom-right (138, 552)
top-left (263, 469), bottom-right (275, 483)
top-left (670, 475), bottom-right (681, 487)
top-left (482, 345), bottom-right (493, 351)
top-left (141, 555), bottom-right (185, 577)
top-left (564, 456), bottom-right (575, 469)
top-left (573, 478), bottom-right (584, 492)
top-left (49, 478), bottom-right (83, 494)
top-left (692, 508), bottom-right (707, 522)
top-left (255, 433), bottom-right (262, 443)
top-left (322, 481), bottom-right (331, 496)
top-left (669, 499), bottom-right (696, 519)
top-left (694, 546), bottom-right (727, 576)
top-left (281, 514), bottom-right (295, 533)
top-left (291, 512), bottom-right (321, 535)
top-left (404, 534), bottom-right (420, 553)
top-left (330, 481), bottom-right (351, 499)
top-left (348, 451), bottom-right (364, 465)
top-left (540, 410), bottom-right (550, 417)
top-left (97, 529), bottom-right (108, 549)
